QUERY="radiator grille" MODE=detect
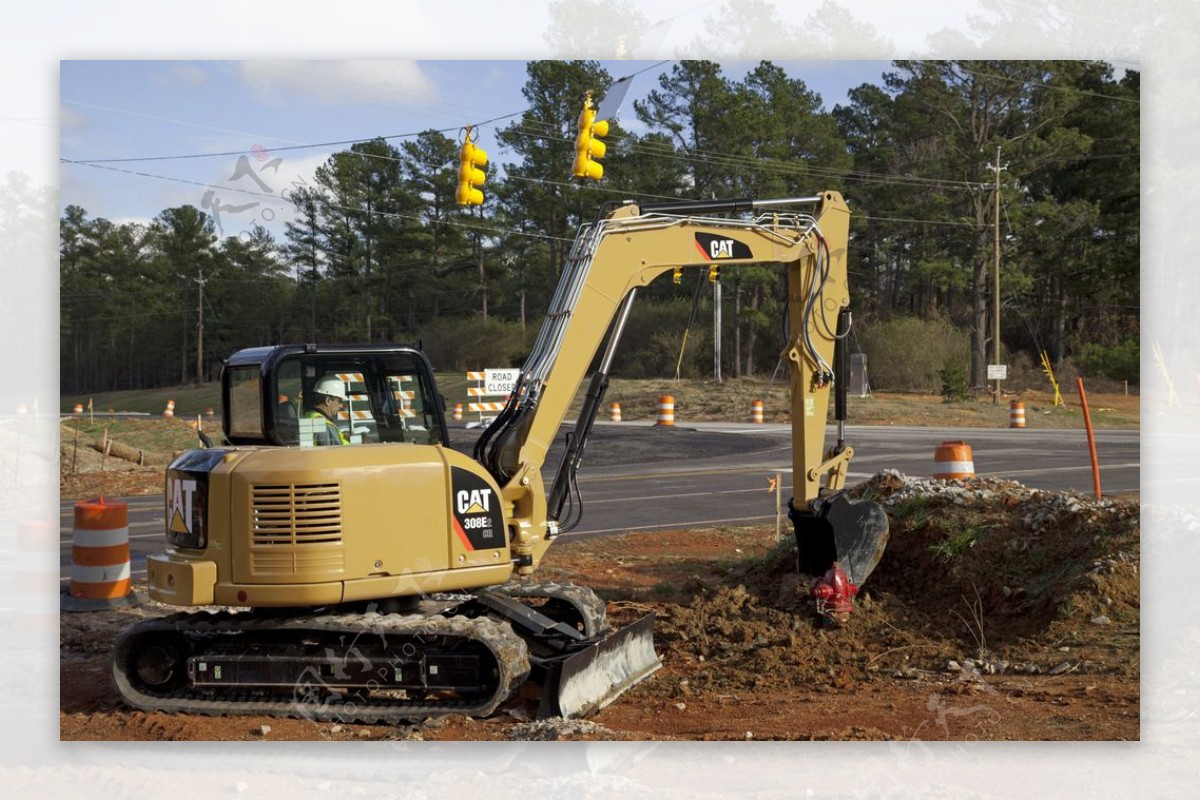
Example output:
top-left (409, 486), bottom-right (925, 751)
top-left (250, 483), bottom-right (344, 575)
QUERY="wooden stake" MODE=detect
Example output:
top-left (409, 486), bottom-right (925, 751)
top-left (771, 473), bottom-right (783, 542)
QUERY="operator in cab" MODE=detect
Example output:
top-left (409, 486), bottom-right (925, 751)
top-left (304, 375), bottom-right (351, 446)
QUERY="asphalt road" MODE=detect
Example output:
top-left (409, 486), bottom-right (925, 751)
top-left (58, 422), bottom-right (1139, 584)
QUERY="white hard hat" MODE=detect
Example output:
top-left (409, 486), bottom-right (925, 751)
top-left (313, 375), bottom-right (348, 400)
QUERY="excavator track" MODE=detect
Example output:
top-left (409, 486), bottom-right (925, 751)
top-left (111, 609), bottom-right (530, 724)
top-left (489, 580), bottom-right (608, 637)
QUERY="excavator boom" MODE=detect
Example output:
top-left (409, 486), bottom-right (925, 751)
top-left (476, 192), bottom-right (887, 585)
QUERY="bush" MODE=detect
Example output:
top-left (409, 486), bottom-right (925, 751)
top-left (857, 316), bottom-right (971, 392)
top-left (417, 317), bottom-right (531, 372)
top-left (1079, 338), bottom-right (1139, 384)
top-left (938, 357), bottom-right (970, 402)
top-left (611, 298), bottom-right (709, 379)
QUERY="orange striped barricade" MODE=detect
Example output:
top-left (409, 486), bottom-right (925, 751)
top-left (63, 497), bottom-right (140, 611)
top-left (609, 402), bottom-right (622, 422)
top-left (656, 395), bottom-right (676, 426)
top-left (466, 371), bottom-right (487, 426)
top-left (466, 369), bottom-right (515, 428)
top-left (332, 373), bottom-right (372, 443)
top-left (933, 441), bottom-right (976, 480)
top-left (1009, 400), bottom-right (1026, 428)
top-left (163, 399), bottom-right (176, 418)
top-left (751, 399), bottom-right (764, 424)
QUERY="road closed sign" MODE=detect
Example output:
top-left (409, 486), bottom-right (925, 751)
top-left (484, 368), bottom-right (519, 396)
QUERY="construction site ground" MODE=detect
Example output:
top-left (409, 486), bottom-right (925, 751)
top-left (58, 386), bottom-right (1140, 742)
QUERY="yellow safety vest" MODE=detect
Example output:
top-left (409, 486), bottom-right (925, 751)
top-left (304, 410), bottom-right (350, 446)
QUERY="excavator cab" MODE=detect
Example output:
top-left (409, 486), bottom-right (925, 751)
top-left (221, 344), bottom-right (449, 448)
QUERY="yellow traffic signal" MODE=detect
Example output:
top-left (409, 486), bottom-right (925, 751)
top-left (456, 128), bottom-right (487, 206)
top-left (672, 267), bottom-right (683, 285)
top-left (708, 264), bottom-right (720, 284)
top-left (571, 92), bottom-right (609, 181)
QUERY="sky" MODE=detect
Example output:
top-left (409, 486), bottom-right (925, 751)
top-left (4, 0), bottom-right (1200, 798)
top-left (59, 59), bottom-right (892, 240)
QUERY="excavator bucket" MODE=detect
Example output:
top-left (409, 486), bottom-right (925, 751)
top-left (536, 613), bottom-right (660, 719)
top-left (791, 492), bottom-right (890, 586)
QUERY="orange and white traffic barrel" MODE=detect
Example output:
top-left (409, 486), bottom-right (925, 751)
top-left (15, 519), bottom-right (57, 646)
top-left (751, 399), bottom-right (764, 424)
top-left (72, 403), bottom-right (83, 415)
top-left (163, 399), bottom-right (176, 418)
top-left (453, 402), bottom-right (463, 422)
top-left (656, 395), bottom-right (676, 426)
top-left (204, 407), bottom-right (215, 417)
top-left (933, 441), bottom-right (976, 480)
top-left (64, 497), bottom-right (138, 609)
top-left (608, 402), bottom-right (622, 422)
top-left (1009, 400), bottom-right (1026, 428)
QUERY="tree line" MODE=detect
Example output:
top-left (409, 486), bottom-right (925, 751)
top-left (60, 59), bottom-right (1139, 394)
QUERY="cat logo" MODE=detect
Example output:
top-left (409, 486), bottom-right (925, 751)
top-left (456, 488), bottom-right (492, 515)
top-left (694, 232), bottom-right (752, 261)
top-left (451, 467), bottom-right (504, 552)
top-left (710, 239), bottom-right (736, 259)
top-left (168, 476), bottom-right (197, 534)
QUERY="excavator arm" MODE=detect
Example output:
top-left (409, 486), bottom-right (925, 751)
top-left (474, 191), bottom-right (887, 586)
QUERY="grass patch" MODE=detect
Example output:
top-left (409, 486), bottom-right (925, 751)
top-left (62, 416), bottom-right (214, 456)
top-left (928, 528), bottom-right (983, 563)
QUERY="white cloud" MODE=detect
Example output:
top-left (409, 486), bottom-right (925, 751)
top-left (109, 214), bottom-right (156, 229)
top-left (237, 61), bottom-right (439, 108)
top-left (152, 63), bottom-right (209, 88)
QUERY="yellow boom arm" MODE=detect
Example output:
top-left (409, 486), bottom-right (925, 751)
top-left (477, 192), bottom-right (853, 571)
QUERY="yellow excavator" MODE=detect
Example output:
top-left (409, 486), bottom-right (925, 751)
top-left (112, 191), bottom-right (889, 722)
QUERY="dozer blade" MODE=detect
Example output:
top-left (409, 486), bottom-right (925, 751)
top-left (537, 613), bottom-right (660, 719)
top-left (792, 492), bottom-right (890, 586)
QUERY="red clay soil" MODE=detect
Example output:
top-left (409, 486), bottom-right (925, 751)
top-left (60, 474), bottom-right (1139, 742)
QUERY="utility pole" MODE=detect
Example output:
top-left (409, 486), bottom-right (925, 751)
top-left (713, 273), bottom-right (722, 383)
top-left (987, 146), bottom-right (1006, 404)
top-left (195, 269), bottom-right (208, 384)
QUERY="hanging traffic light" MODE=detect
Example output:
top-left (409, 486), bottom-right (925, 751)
top-left (456, 127), bottom-right (487, 206)
top-left (571, 91), bottom-right (609, 181)
top-left (708, 264), bottom-right (720, 284)
top-left (672, 267), bottom-right (683, 285)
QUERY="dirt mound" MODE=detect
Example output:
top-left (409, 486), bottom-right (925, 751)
top-left (650, 471), bottom-right (1139, 695)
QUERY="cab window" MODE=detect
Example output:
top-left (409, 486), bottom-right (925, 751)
top-left (227, 366), bottom-right (263, 439)
top-left (272, 353), bottom-right (444, 446)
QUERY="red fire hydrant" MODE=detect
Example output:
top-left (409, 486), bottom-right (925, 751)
top-left (810, 562), bottom-right (858, 626)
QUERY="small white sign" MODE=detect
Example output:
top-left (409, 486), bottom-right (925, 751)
top-left (987, 364), bottom-right (1008, 380)
top-left (484, 368), bottom-right (519, 396)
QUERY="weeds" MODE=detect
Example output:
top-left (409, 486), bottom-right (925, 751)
top-left (890, 496), bottom-right (933, 527)
top-left (928, 528), bottom-right (981, 563)
top-left (953, 582), bottom-right (989, 659)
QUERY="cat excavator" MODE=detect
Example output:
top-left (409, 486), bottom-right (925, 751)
top-left (112, 191), bottom-right (889, 723)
